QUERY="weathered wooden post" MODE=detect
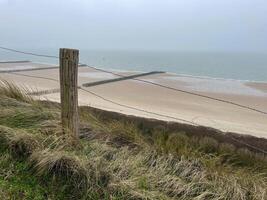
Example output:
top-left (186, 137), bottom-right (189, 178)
top-left (59, 48), bottom-right (79, 139)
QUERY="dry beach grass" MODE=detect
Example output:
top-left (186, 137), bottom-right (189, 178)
top-left (0, 81), bottom-right (267, 199)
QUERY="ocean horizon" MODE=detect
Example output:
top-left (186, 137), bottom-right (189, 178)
top-left (1, 49), bottom-right (267, 82)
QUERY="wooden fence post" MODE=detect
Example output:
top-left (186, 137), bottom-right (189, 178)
top-left (59, 48), bottom-right (79, 139)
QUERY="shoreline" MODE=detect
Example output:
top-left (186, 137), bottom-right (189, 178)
top-left (166, 72), bottom-right (267, 83)
top-left (1, 61), bottom-right (267, 139)
top-left (90, 65), bottom-right (267, 83)
top-left (1, 60), bottom-right (267, 83)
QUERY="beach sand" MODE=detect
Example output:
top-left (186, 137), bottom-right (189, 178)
top-left (1, 62), bottom-right (267, 139)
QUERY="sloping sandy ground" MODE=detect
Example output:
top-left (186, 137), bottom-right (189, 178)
top-left (0, 61), bottom-right (267, 138)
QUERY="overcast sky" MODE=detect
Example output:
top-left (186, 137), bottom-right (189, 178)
top-left (0, 0), bottom-right (267, 52)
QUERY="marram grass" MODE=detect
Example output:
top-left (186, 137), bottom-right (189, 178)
top-left (0, 80), bottom-right (33, 103)
top-left (0, 81), bottom-right (266, 199)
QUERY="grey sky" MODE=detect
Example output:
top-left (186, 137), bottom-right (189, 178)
top-left (0, 0), bottom-right (266, 52)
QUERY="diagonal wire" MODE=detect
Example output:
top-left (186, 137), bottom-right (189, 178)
top-left (0, 46), bottom-right (58, 59)
top-left (1, 46), bottom-right (267, 154)
top-left (1, 45), bottom-right (267, 115)
top-left (81, 63), bottom-right (267, 115)
top-left (8, 72), bottom-right (267, 154)
top-left (8, 71), bottom-right (198, 125)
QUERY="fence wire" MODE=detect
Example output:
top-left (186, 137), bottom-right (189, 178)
top-left (1, 46), bottom-right (267, 154)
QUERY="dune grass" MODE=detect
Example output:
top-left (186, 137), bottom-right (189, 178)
top-left (0, 81), bottom-right (266, 199)
top-left (0, 80), bottom-right (33, 103)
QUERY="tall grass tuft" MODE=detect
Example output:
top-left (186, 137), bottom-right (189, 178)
top-left (0, 125), bottom-right (13, 152)
top-left (0, 80), bottom-right (33, 103)
top-left (0, 125), bottom-right (41, 159)
top-left (198, 136), bottom-right (219, 154)
top-left (9, 132), bottom-right (41, 160)
top-left (30, 149), bottom-right (89, 197)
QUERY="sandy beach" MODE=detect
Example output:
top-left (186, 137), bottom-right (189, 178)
top-left (1, 61), bottom-right (267, 139)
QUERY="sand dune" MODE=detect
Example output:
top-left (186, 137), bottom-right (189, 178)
top-left (1, 61), bottom-right (267, 139)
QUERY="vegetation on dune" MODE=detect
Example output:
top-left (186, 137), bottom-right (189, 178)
top-left (0, 80), bottom-right (266, 200)
top-left (0, 80), bottom-right (33, 103)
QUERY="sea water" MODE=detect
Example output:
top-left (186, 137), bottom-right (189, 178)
top-left (1, 49), bottom-right (267, 82)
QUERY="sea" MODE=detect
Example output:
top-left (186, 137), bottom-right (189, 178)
top-left (0, 49), bottom-right (267, 82)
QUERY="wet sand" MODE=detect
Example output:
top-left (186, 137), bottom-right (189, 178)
top-left (1, 61), bottom-right (267, 139)
top-left (246, 82), bottom-right (267, 93)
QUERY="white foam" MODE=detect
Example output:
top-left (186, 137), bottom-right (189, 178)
top-left (163, 75), bottom-right (267, 96)
top-left (166, 72), bottom-right (267, 83)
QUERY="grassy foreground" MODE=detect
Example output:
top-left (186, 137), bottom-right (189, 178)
top-left (0, 81), bottom-right (267, 200)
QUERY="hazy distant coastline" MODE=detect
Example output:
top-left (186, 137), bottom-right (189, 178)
top-left (1, 50), bottom-right (267, 82)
